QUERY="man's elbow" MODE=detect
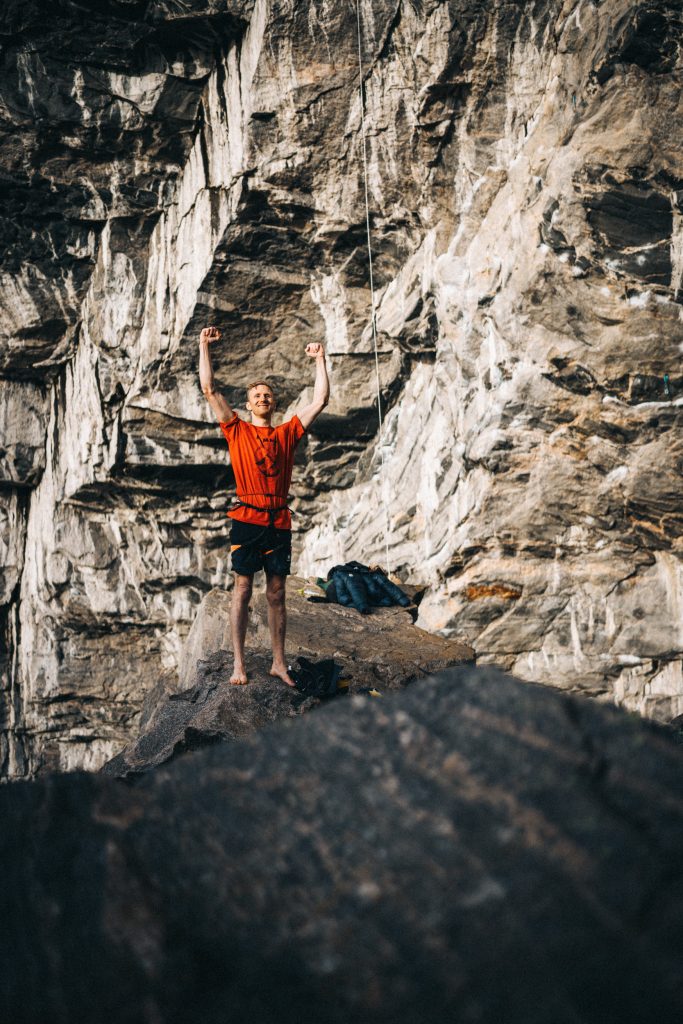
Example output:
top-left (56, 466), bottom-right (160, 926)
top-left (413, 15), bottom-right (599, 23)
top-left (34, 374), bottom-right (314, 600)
top-left (201, 384), bottom-right (216, 399)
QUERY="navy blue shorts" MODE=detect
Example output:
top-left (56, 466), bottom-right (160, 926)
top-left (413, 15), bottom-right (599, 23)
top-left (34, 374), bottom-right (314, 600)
top-left (230, 520), bottom-right (292, 577)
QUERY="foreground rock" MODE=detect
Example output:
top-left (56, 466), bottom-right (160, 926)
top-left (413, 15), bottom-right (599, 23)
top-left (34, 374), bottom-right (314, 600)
top-left (2, 666), bottom-right (683, 1024)
top-left (102, 577), bottom-right (474, 776)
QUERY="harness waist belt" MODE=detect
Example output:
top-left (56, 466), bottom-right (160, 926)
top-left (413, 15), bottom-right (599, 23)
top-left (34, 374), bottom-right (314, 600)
top-left (230, 497), bottom-right (292, 529)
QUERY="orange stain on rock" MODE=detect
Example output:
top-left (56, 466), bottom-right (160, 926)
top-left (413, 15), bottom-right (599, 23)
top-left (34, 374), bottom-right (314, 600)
top-left (465, 583), bottom-right (522, 601)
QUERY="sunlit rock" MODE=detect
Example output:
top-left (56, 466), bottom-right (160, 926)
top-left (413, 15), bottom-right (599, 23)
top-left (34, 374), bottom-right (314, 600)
top-left (1, 0), bottom-right (681, 774)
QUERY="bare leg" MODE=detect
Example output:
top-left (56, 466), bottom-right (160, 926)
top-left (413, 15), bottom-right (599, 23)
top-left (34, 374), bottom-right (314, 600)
top-left (266, 574), bottom-right (295, 687)
top-left (230, 573), bottom-right (253, 684)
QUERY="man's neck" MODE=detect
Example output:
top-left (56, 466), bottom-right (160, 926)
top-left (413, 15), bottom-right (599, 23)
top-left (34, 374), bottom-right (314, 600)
top-left (250, 413), bottom-right (273, 428)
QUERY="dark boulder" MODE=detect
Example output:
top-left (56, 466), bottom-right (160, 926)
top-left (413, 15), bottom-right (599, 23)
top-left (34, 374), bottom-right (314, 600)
top-left (2, 665), bottom-right (683, 1023)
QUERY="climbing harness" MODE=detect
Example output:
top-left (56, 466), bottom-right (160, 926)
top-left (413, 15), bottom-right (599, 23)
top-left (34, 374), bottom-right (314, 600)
top-left (355, 1), bottom-right (392, 574)
top-left (228, 493), bottom-right (294, 571)
top-left (229, 494), bottom-right (293, 530)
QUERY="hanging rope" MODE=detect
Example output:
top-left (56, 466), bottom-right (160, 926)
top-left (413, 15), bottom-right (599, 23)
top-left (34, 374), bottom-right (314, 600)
top-left (355, 1), bottom-right (392, 574)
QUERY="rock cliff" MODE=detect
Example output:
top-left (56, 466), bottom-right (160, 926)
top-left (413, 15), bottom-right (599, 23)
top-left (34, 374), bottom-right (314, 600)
top-left (1, 0), bottom-right (682, 775)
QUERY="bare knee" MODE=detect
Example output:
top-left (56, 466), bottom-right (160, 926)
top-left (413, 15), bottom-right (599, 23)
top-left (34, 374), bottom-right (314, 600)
top-left (233, 574), bottom-right (253, 604)
top-left (266, 579), bottom-right (286, 608)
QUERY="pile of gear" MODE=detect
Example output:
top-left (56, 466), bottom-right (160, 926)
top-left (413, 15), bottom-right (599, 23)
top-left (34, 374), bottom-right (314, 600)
top-left (324, 561), bottom-right (412, 615)
top-left (291, 563), bottom-right (412, 700)
top-left (288, 656), bottom-right (347, 698)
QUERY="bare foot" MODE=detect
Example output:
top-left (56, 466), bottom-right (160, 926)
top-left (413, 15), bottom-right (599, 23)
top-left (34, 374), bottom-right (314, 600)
top-left (269, 663), bottom-right (296, 688)
top-left (230, 667), bottom-right (249, 686)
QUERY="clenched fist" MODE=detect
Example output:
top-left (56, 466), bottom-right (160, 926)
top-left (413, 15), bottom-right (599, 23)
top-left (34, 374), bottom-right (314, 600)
top-left (200, 326), bottom-right (222, 345)
top-left (305, 342), bottom-right (324, 359)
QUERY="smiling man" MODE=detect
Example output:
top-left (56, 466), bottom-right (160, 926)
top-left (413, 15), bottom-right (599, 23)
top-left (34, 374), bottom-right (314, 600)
top-left (199, 325), bottom-right (330, 687)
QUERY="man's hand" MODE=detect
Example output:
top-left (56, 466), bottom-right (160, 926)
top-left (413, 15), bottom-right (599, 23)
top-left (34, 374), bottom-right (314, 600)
top-left (298, 342), bottom-right (330, 430)
top-left (200, 326), bottom-right (222, 345)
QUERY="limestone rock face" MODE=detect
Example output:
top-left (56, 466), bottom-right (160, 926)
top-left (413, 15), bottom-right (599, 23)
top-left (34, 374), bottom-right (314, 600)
top-left (2, 667), bottom-right (683, 1023)
top-left (1, 0), bottom-right (682, 775)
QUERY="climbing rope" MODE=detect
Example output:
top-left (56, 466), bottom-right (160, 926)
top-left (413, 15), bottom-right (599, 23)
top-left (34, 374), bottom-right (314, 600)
top-left (355, 1), bottom-right (392, 574)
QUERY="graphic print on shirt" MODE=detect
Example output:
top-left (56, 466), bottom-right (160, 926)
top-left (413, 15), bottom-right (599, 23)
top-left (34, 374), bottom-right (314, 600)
top-left (255, 433), bottom-right (281, 478)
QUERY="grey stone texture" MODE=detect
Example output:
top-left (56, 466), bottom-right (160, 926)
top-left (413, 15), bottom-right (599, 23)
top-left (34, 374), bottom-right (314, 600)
top-left (0, 0), bottom-right (682, 774)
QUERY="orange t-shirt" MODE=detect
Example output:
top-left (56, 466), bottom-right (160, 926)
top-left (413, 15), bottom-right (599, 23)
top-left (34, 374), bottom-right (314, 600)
top-left (220, 414), bottom-right (306, 529)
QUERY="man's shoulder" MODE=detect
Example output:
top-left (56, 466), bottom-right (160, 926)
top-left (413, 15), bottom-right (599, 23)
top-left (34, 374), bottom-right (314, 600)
top-left (219, 412), bottom-right (241, 438)
top-left (276, 414), bottom-right (305, 435)
top-left (220, 412), bottom-right (240, 426)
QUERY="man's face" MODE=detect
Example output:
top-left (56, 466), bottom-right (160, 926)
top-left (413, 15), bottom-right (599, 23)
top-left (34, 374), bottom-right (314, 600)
top-left (247, 385), bottom-right (275, 416)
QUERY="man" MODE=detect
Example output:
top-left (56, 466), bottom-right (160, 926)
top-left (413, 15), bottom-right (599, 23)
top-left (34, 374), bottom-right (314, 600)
top-left (199, 325), bottom-right (330, 687)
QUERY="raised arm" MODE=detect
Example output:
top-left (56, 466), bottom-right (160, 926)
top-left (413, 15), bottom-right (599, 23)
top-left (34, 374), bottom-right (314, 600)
top-left (199, 326), bottom-right (234, 422)
top-left (297, 342), bottom-right (330, 430)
